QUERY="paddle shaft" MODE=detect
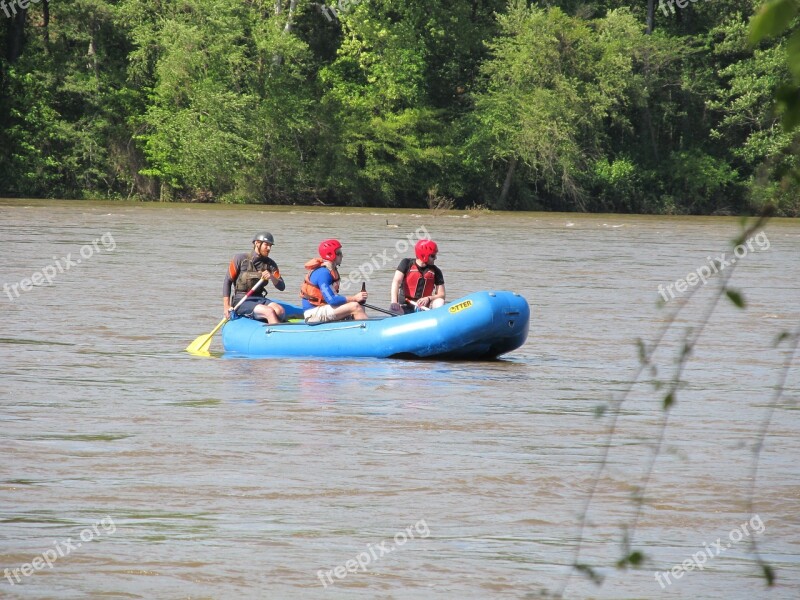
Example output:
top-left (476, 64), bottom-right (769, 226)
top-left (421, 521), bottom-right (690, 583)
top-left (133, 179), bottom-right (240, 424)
top-left (358, 282), bottom-right (401, 316)
top-left (363, 302), bottom-right (401, 316)
top-left (230, 276), bottom-right (268, 314)
top-left (407, 299), bottom-right (431, 311)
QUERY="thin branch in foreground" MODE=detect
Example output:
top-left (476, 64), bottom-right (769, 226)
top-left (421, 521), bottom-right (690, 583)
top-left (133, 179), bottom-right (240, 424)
top-left (556, 210), bottom-right (776, 596)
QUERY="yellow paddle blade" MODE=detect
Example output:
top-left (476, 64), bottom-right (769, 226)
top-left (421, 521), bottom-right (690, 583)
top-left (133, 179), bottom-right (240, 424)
top-left (186, 317), bottom-right (227, 356)
top-left (186, 333), bottom-right (214, 356)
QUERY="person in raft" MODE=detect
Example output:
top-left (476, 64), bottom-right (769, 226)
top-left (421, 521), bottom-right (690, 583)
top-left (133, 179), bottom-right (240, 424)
top-left (300, 239), bottom-right (369, 323)
top-left (223, 232), bottom-right (287, 324)
top-left (390, 239), bottom-right (446, 314)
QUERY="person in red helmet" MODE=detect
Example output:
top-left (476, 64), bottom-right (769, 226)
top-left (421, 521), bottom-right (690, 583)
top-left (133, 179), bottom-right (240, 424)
top-left (223, 232), bottom-right (287, 324)
top-left (300, 239), bottom-right (368, 323)
top-left (390, 239), bottom-right (446, 314)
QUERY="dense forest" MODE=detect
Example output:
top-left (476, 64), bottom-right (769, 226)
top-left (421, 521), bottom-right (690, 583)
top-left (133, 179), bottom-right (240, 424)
top-left (0, 0), bottom-right (798, 214)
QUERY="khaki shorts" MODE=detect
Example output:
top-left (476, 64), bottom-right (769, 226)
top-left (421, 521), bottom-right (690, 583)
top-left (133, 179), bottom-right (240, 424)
top-left (304, 305), bottom-right (337, 323)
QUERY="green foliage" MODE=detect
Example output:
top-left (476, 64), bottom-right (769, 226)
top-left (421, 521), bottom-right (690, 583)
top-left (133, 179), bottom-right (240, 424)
top-left (574, 563), bottom-right (604, 585)
top-left (750, 0), bottom-right (799, 42)
top-left (126, 0), bottom-right (318, 200)
top-left (616, 550), bottom-right (645, 569)
top-left (1, 66), bottom-right (65, 196)
top-left (317, 0), bottom-right (453, 204)
top-left (469, 5), bottom-right (648, 210)
top-left (745, 0), bottom-right (800, 210)
top-left (0, 0), bottom-right (796, 210)
top-left (0, 0), bottom-right (139, 197)
top-left (667, 150), bottom-right (741, 213)
top-left (726, 288), bottom-right (747, 307)
top-left (762, 563), bottom-right (777, 585)
top-left (591, 157), bottom-right (641, 211)
top-left (749, 2), bottom-right (800, 130)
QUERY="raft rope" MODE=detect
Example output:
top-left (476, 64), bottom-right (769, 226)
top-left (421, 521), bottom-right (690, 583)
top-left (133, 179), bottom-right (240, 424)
top-left (264, 323), bottom-right (366, 334)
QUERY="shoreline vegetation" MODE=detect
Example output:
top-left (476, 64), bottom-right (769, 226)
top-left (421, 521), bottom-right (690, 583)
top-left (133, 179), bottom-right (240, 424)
top-left (1, 1), bottom-right (798, 216)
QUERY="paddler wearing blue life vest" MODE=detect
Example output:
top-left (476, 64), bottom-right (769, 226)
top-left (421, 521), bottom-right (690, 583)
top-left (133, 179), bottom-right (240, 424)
top-left (390, 239), bottom-right (446, 314)
top-left (300, 239), bottom-right (369, 323)
top-left (223, 232), bottom-right (287, 324)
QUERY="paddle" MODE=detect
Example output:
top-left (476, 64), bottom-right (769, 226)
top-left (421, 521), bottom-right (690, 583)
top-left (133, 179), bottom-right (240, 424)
top-left (186, 278), bottom-right (266, 355)
top-left (358, 281), bottom-right (402, 316)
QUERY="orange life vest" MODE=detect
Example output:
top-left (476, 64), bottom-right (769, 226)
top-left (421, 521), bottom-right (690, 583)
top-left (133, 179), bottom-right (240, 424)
top-left (402, 261), bottom-right (436, 300)
top-left (299, 258), bottom-right (340, 306)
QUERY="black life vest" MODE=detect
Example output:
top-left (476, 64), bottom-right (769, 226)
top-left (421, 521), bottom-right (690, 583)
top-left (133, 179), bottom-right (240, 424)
top-left (232, 253), bottom-right (270, 297)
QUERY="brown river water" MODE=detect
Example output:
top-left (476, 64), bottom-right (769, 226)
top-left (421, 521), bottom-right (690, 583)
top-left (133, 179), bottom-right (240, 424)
top-left (1, 199), bottom-right (799, 599)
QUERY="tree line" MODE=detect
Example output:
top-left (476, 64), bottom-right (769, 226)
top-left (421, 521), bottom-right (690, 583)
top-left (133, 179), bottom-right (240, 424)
top-left (0, 0), bottom-right (797, 214)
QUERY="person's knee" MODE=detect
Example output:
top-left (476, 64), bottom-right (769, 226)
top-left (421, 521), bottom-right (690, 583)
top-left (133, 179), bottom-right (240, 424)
top-left (431, 298), bottom-right (445, 308)
top-left (255, 305), bottom-right (277, 321)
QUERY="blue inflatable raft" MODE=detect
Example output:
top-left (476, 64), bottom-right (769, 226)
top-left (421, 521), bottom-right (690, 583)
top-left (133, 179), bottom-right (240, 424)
top-left (221, 291), bottom-right (530, 359)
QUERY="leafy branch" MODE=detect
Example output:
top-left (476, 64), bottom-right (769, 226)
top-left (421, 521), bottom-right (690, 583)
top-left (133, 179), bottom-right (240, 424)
top-left (557, 209), bottom-right (780, 596)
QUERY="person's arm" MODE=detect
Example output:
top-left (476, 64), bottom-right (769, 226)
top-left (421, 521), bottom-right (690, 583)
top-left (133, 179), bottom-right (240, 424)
top-left (431, 269), bottom-right (445, 302)
top-left (321, 280), bottom-right (362, 306)
top-left (390, 270), bottom-right (405, 304)
top-left (271, 273), bottom-right (286, 291)
top-left (223, 256), bottom-right (239, 317)
top-left (312, 269), bottom-right (349, 306)
top-left (264, 259), bottom-right (285, 291)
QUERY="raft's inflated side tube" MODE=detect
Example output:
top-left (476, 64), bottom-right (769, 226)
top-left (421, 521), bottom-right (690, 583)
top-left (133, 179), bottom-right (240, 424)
top-left (221, 291), bottom-right (530, 360)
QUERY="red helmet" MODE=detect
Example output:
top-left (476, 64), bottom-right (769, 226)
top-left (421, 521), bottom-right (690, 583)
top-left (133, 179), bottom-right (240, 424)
top-left (415, 239), bottom-right (438, 263)
top-left (318, 239), bottom-right (342, 261)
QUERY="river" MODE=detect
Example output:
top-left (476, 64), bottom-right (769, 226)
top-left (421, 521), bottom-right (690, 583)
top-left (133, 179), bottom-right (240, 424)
top-left (1, 199), bottom-right (798, 599)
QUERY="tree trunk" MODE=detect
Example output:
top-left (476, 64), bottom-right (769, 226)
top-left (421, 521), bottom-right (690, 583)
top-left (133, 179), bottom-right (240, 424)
top-left (272, 0), bottom-right (297, 65)
top-left (642, 52), bottom-right (659, 163)
top-left (43, 0), bottom-right (49, 52)
top-left (283, 0), bottom-right (297, 33)
top-left (498, 156), bottom-right (518, 207)
top-left (88, 36), bottom-right (99, 83)
top-left (646, 0), bottom-right (655, 34)
top-left (6, 7), bottom-right (27, 63)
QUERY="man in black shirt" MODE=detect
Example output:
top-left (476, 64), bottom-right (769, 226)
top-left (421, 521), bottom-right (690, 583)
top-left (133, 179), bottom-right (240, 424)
top-left (222, 232), bottom-right (287, 324)
top-left (390, 239), bottom-right (445, 314)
